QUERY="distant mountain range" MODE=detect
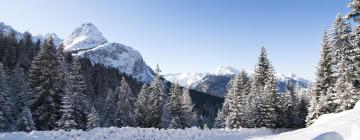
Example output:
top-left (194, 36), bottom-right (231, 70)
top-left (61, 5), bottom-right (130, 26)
top-left (165, 66), bottom-right (311, 98)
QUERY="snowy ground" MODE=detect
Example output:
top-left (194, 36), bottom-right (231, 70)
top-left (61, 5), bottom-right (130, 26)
top-left (0, 127), bottom-right (287, 140)
top-left (253, 102), bottom-right (360, 140)
top-left (2, 102), bottom-right (360, 140)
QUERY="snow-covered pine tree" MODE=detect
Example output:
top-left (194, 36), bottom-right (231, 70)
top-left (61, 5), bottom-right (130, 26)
top-left (68, 58), bottom-right (89, 130)
top-left (167, 83), bottom-right (182, 129)
top-left (335, 52), bottom-right (359, 112)
top-left (103, 89), bottom-right (116, 127)
top-left (214, 94), bottom-right (230, 128)
top-left (56, 91), bottom-right (77, 131)
top-left (180, 88), bottom-right (198, 128)
top-left (86, 107), bottom-right (100, 130)
top-left (249, 47), bottom-right (274, 128)
top-left (330, 14), bottom-right (353, 78)
top-left (305, 85), bottom-right (319, 127)
top-left (0, 62), bottom-right (12, 132)
top-left (16, 106), bottom-right (36, 132)
top-left (225, 70), bottom-right (250, 129)
top-left (283, 80), bottom-right (298, 128)
top-left (307, 29), bottom-right (335, 124)
top-left (29, 37), bottom-right (61, 130)
top-left (295, 86), bottom-right (308, 128)
top-left (135, 84), bottom-right (150, 127)
top-left (148, 64), bottom-right (166, 128)
top-left (347, 0), bottom-right (360, 88)
top-left (115, 77), bottom-right (136, 127)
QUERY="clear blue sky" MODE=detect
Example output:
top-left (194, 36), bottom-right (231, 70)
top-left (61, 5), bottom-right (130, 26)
top-left (0, 0), bottom-right (351, 80)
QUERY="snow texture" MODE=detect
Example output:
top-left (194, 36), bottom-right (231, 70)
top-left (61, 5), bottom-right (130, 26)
top-left (164, 73), bottom-right (207, 87)
top-left (0, 127), bottom-right (286, 140)
top-left (253, 101), bottom-right (360, 140)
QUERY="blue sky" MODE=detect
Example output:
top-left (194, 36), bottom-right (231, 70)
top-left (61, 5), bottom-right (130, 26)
top-left (0, 0), bottom-right (351, 80)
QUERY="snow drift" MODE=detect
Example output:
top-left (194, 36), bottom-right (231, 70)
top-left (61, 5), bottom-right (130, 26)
top-left (253, 101), bottom-right (360, 140)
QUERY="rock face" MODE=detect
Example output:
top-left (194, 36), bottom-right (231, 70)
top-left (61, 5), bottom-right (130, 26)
top-left (62, 23), bottom-right (155, 83)
top-left (75, 42), bottom-right (155, 83)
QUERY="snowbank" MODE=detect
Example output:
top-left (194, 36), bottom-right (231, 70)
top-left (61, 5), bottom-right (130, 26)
top-left (0, 127), bottom-right (286, 140)
top-left (253, 101), bottom-right (360, 140)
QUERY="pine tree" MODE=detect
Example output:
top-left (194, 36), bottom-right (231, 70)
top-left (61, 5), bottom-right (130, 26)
top-left (135, 84), bottom-right (150, 127)
top-left (248, 47), bottom-right (280, 128)
top-left (68, 58), bottom-right (89, 129)
top-left (283, 80), bottom-right (298, 128)
top-left (295, 86), bottom-right (308, 128)
top-left (0, 62), bottom-right (12, 132)
top-left (167, 83), bottom-right (182, 129)
top-left (115, 77), bottom-right (135, 127)
top-left (148, 65), bottom-right (166, 128)
top-left (224, 70), bottom-right (250, 129)
top-left (103, 89), bottom-right (116, 127)
top-left (86, 107), bottom-right (100, 130)
top-left (306, 85), bottom-right (319, 127)
top-left (215, 94), bottom-right (230, 128)
top-left (348, 0), bottom-right (360, 88)
top-left (56, 91), bottom-right (77, 131)
top-left (307, 30), bottom-right (335, 125)
top-left (335, 54), bottom-right (359, 112)
top-left (330, 14), bottom-right (353, 74)
top-left (180, 88), bottom-right (198, 128)
top-left (29, 37), bottom-right (61, 130)
top-left (16, 106), bottom-right (36, 132)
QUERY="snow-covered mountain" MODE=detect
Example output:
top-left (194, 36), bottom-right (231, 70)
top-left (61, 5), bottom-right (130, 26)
top-left (62, 23), bottom-right (108, 51)
top-left (74, 42), bottom-right (155, 83)
top-left (0, 21), bottom-right (155, 83)
top-left (164, 73), bottom-right (207, 87)
top-left (35, 33), bottom-right (63, 47)
top-left (215, 65), bottom-right (240, 75)
top-left (165, 66), bottom-right (311, 98)
top-left (0, 21), bottom-right (62, 46)
top-left (63, 23), bottom-right (155, 83)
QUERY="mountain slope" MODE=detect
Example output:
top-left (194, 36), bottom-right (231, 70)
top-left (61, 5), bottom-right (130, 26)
top-left (75, 42), bottom-right (155, 83)
top-left (62, 23), bottom-right (155, 83)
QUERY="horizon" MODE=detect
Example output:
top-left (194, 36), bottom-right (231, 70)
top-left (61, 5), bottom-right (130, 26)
top-left (0, 0), bottom-right (351, 80)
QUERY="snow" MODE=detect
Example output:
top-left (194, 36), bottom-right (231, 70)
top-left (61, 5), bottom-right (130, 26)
top-left (63, 23), bottom-right (107, 51)
top-left (253, 101), bottom-right (360, 140)
top-left (75, 42), bottom-right (154, 83)
top-left (0, 127), bottom-right (287, 140)
top-left (34, 33), bottom-right (63, 47)
top-left (215, 65), bottom-right (240, 75)
top-left (164, 73), bottom-right (207, 87)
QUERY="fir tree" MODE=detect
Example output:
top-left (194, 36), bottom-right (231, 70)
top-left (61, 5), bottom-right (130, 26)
top-left (56, 92), bottom-right (77, 131)
top-left (134, 84), bottom-right (150, 127)
top-left (103, 89), bottom-right (116, 127)
top-left (115, 77), bottom-right (136, 127)
top-left (68, 58), bottom-right (89, 129)
top-left (86, 107), bottom-right (100, 130)
top-left (168, 83), bottom-right (182, 129)
top-left (283, 80), bottom-right (298, 128)
top-left (148, 64), bottom-right (166, 128)
top-left (0, 62), bottom-right (12, 132)
top-left (16, 106), bottom-right (36, 132)
top-left (180, 88), bottom-right (198, 128)
top-left (225, 70), bottom-right (250, 129)
top-left (29, 37), bottom-right (61, 130)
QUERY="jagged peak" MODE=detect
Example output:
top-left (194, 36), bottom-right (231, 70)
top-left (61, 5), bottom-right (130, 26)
top-left (63, 22), bottom-right (107, 51)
